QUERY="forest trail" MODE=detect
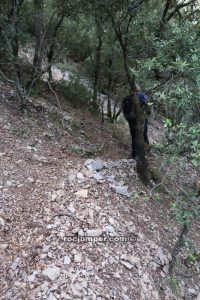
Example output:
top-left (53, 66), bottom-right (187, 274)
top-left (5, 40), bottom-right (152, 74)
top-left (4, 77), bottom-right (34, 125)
top-left (0, 81), bottom-right (199, 300)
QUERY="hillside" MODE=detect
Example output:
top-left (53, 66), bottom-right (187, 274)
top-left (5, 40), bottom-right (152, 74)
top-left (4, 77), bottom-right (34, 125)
top-left (0, 81), bottom-right (199, 300)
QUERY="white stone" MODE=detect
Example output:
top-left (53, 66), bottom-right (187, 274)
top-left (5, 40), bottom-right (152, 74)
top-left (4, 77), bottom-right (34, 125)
top-left (42, 267), bottom-right (61, 281)
top-left (124, 255), bottom-right (140, 268)
top-left (86, 229), bottom-right (103, 237)
top-left (0, 243), bottom-right (8, 250)
top-left (64, 115), bottom-right (73, 122)
top-left (84, 159), bottom-right (94, 166)
top-left (115, 186), bottom-right (130, 197)
top-left (75, 189), bottom-right (88, 198)
top-left (121, 261), bottom-right (133, 270)
top-left (104, 225), bottom-right (115, 234)
top-left (47, 293), bottom-right (57, 300)
top-left (64, 256), bottom-right (71, 265)
top-left (56, 189), bottom-right (65, 197)
top-left (71, 283), bottom-right (83, 297)
top-left (77, 172), bottom-right (84, 180)
top-left (92, 173), bottom-right (104, 182)
top-left (68, 206), bottom-right (76, 213)
top-left (188, 288), bottom-right (197, 296)
top-left (0, 217), bottom-right (5, 227)
top-left (74, 253), bottom-right (82, 263)
top-left (28, 271), bottom-right (38, 282)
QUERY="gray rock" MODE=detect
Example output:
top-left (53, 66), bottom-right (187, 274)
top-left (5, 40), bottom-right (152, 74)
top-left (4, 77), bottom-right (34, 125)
top-left (108, 256), bottom-right (116, 264)
top-left (42, 267), bottom-right (61, 281)
top-left (74, 253), bottom-right (82, 263)
top-left (197, 293), bottom-right (200, 300)
top-left (84, 159), bottom-right (94, 166)
top-left (106, 175), bottom-right (115, 183)
top-left (64, 256), bottom-right (71, 265)
top-left (27, 177), bottom-right (35, 183)
top-left (127, 256), bottom-right (140, 268)
top-left (78, 229), bottom-right (85, 236)
top-left (163, 264), bottom-right (169, 274)
top-left (63, 115), bottom-right (73, 122)
top-left (160, 271), bottom-right (166, 278)
top-left (188, 288), bottom-right (197, 296)
top-left (115, 186), bottom-right (130, 197)
top-left (47, 293), bottom-right (57, 300)
top-left (154, 247), bottom-right (168, 266)
top-left (68, 174), bottom-right (76, 182)
top-left (92, 173), bottom-right (104, 182)
top-left (121, 260), bottom-right (133, 270)
top-left (122, 294), bottom-right (130, 300)
top-left (88, 159), bottom-right (105, 171)
top-left (75, 189), bottom-right (88, 198)
top-left (11, 257), bottom-right (21, 270)
top-left (71, 283), bottom-right (83, 297)
top-left (68, 206), bottom-right (76, 214)
top-left (0, 217), bottom-right (5, 227)
top-left (28, 271), bottom-right (38, 282)
top-left (104, 225), bottom-right (115, 234)
top-left (43, 245), bottom-right (51, 253)
top-left (6, 180), bottom-right (16, 187)
top-left (77, 172), bottom-right (84, 180)
top-left (86, 229), bottom-right (103, 237)
top-left (56, 189), bottom-right (65, 198)
top-left (0, 243), bottom-right (9, 250)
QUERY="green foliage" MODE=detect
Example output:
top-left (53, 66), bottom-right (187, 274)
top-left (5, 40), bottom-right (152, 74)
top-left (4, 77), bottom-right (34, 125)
top-left (56, 76), bottom-right (92, 108)
top-left (169, 276), bottom-right (179, 296)
top-left (186, 252), bottom-right (200, 264)
top-left (166, 123), bottom-right (200, 168)
top-left (171, 197), bottom-right (198, 226)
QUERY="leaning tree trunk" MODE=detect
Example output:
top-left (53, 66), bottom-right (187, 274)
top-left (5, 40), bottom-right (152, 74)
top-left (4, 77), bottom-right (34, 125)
top-left (131, 92), bottom-right (150, 184)
top-left (136, 119), bottom-right (150, 184)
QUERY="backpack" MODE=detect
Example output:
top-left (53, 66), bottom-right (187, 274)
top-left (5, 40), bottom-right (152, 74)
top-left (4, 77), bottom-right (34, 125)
top-left (122, 94), bottom-right (137, 122)
top-left (122, 92), bottom-right (150, 122)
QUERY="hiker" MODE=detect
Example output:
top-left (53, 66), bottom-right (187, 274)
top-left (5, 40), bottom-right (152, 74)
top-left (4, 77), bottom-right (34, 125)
top-left (122, 85), bottom-right (150, 159)
top-left (135, 86), bottom-right (149, 145)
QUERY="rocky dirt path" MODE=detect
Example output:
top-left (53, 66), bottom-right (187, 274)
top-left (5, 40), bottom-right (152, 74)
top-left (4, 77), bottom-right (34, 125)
top-left (0, 82), bottom-right (199, 300)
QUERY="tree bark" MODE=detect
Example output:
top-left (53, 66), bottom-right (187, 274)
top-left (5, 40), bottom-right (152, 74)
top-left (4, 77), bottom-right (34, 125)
top-left (93, 16), bottom-right (102, 111)
top-left (9, 0), bottom-right (24, 58)
top-left (47, 14), bottom-right (65, 81)
top-left (33, 0), bottom-right (43, 71)
top-left (133, 94), bottom-right (150, 184)
top-left (169, 224), bottom-right (188, 275)
top-left (107, 57), bottom-right (113, 120)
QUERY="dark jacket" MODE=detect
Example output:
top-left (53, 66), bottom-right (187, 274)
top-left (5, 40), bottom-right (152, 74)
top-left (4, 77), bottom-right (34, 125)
top-left (122, 92), bottom-right (150, 121)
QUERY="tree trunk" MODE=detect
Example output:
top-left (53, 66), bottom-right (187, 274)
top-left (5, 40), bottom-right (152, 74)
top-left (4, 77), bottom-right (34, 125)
top-left (93, 17), bottom-right (102, 111)
top-left (107, 57), bottom-right (113, 120)
top-left (47, 14), bottom-right (65, 81)
top-left (47, 44), bottom-right (54, 81)
top-left (136, 128), bottom-right (150, 184)
top-left (128, 93), bottom-right (150, 184)
top-left (107, 96), bottom-right (112, 120)
top-left (9, 0), bottom-right (24, 58)
top-left (33, 0), bottom-right (43, 71)
top-left (8, 0), bottom-right (24, 78)
top-left (111, 14), bottom-right (149, 183)
top-left (169, 224), bottom-right (189, 275)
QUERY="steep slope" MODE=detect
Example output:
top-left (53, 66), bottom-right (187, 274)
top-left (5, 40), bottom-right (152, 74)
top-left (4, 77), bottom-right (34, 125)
top-left (0, 81), bottom-right (199, 300)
